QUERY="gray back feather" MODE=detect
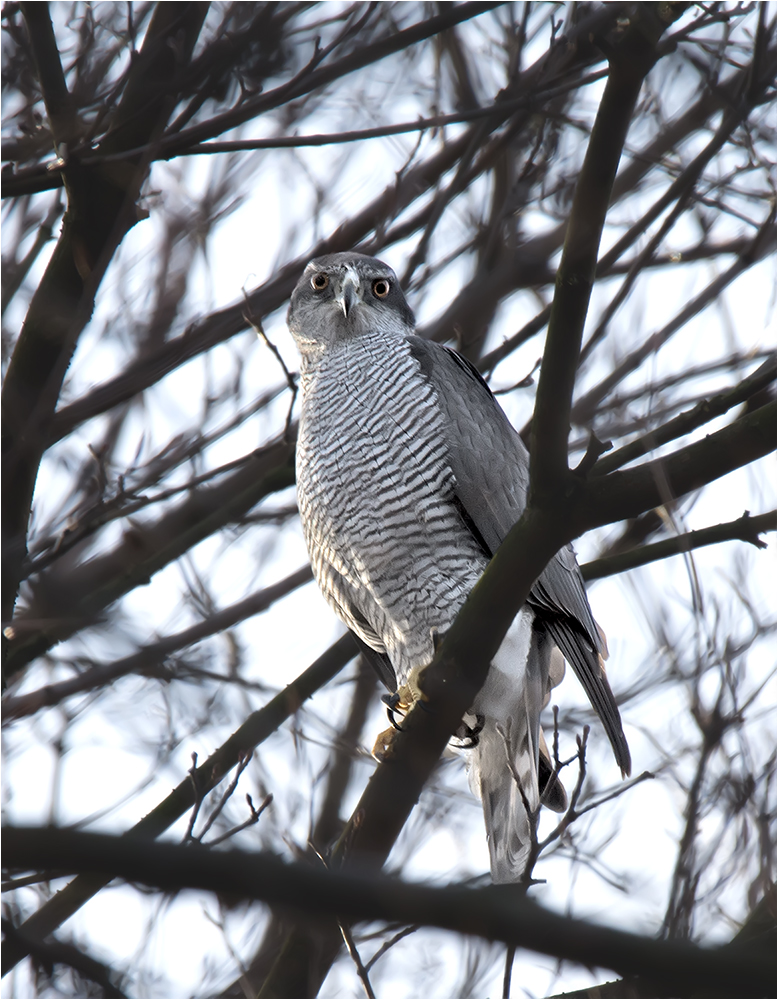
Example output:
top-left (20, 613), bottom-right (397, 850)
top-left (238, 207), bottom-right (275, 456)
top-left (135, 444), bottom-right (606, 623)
top-left (408, 336), bottom-right (631, 776)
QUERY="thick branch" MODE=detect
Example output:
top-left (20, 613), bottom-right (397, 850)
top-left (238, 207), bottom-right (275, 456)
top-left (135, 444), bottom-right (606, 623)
top-left (3, 827), bottom-right (773, 999)
top-left (20, 4), bottom-right (77, 153)
top-left (580, 402), bottom-right (776, 532)
top-left (531, 6), bottom-right (679, 496)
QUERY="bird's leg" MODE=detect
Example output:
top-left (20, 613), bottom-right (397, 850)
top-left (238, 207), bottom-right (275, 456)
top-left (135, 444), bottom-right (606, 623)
top-left (373, 641), bottom-right (443, 761)
top-left (372, 687), bottom-right (415, 761)
top-left (409, 627), bottom-right (444, 714)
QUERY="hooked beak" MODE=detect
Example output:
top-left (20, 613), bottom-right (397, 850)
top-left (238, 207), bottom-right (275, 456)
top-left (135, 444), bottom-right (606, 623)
top-left (335, 268), bottom-right (361, 318)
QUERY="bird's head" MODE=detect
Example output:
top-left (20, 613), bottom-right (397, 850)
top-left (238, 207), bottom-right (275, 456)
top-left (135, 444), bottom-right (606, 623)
top-left (287, 252), bottom-right (415, 363)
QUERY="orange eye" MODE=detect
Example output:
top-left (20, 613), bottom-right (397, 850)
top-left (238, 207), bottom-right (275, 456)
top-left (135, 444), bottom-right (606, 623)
top-left (311, 273), bottom-right (329, 291)
top-left (372, 279), bottom-right (390, 298)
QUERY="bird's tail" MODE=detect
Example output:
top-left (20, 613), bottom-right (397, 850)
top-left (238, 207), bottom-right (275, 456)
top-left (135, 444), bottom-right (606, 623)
top-left (469, 719), bottom-right (537, 883)
top-left (466, 611), bottom-right (549, 884)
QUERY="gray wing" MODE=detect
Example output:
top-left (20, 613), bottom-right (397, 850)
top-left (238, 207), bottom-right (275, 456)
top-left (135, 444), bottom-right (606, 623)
top-left (352, 633), bottom-right (397, 692)
top-left (323, 574), bottom-right (398, 692)
top-left (408, 336), bottom-right (631, 776)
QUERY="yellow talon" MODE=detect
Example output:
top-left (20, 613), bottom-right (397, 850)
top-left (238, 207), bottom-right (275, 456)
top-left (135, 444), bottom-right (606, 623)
top-left (372, 726), bottom-right (401, 762)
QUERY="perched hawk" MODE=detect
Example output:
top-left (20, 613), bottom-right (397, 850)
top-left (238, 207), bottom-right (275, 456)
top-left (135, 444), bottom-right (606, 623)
top-left (288, 252), bottom-right (630, 882)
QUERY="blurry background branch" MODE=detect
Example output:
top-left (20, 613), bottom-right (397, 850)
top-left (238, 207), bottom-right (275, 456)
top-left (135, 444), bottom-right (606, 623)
top-left (1, 633), bottom-right (361, 976)
top-left (2, 3), bottom-right (209, 640)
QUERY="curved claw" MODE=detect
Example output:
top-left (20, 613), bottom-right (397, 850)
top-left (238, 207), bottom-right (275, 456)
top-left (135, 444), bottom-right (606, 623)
top-left (382, 692), bottom-right (406, 731)
top-left (453, 714), bottom-right (485, 749)
top-left (385, 704), bottom-right (404, 732)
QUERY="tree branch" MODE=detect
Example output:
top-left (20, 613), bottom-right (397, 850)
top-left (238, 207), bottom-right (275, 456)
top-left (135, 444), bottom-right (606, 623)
top-left (2, 3), bottom-right (208, 647)
top-left (0, 632), bottom-right (359, 976)
top-left (573, 213), bottom-right (777, 426)
top-left (3, 827), bottom-right (773, 998)
top-left (582, 511), bottom-right (776, 581)
top-left (593, 356), bottom-right (776, 476)
top-left (2, 565), bottom-right (313, 720)
top-left (0, 918), bottom-right (127, 999)
top-left (581, 401), bottom-right (776, 532)
top-left (1, 2), bottom-right (507, 199)
top-left (531, 5), bottom-right (680, 497)
top-left (4, 437), bottom-right (296, 684)
top-left (19, 4), bottom-right (77, 154)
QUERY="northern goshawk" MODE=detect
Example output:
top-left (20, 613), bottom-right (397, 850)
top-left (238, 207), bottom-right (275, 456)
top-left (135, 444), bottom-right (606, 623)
top-left (288, 251), bottom-right (630, 883)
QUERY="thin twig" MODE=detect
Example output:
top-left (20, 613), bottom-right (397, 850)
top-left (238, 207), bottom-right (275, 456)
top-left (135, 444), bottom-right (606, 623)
top-left (538, 727), bottom-right (590, 852)
top-left (573, 771), bottom-right (655, 821)
top-left (207, 793), bottom-right (273, 847)
top-left (365, 924), bottom-right (419, 972)
top-left (184, 753), bottom-right (205, 842)
top-left (243, 292), bottom-right (298, 442)
top-left (339, 922), bottom-right (376, 999)
top-left (196, 751), bottom-right (254, 842)
top-left (502, 943), bottom-right (516, 999)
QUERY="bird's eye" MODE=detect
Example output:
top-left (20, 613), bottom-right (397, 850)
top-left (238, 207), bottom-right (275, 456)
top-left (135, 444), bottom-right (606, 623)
top-left (311, 273), bottom-right (329, 291)
top-left (372, 279), bottom-right (390, 299)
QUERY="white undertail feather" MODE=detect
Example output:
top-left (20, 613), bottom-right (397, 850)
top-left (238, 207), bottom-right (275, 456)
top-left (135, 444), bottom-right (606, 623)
top-left (467, 611), bottom-right (543, 884)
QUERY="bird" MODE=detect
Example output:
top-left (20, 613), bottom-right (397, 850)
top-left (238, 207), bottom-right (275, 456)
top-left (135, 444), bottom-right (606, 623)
top-left (288, 251), bottom-right (630, 883)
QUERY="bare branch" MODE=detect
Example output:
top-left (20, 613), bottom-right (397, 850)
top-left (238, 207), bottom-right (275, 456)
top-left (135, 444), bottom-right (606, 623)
top-left (594, 355), bottom-right (777, 476)
top-left (0, 917), bottom-right (127, 999)
top-left (581, 402), bottom-right (776, 532)
top-left (2, 565), bottom-right (312, 720)
top-left (2, 5), bottom-right (209, 633)
top-left (0, 633), bottom-right (359, 975)
top-left (531, 6), bottom-right (679, 496)
top-left (582, 511), bottom-right (776, 581)
top-left (4, 826), bottom-right (773, 998)
top-left (5, 437), bottom-right (296, 682)
top-left (573, 213), bottom-right (776, 426)
top-left (19, 4), bottom-right (77, 153)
